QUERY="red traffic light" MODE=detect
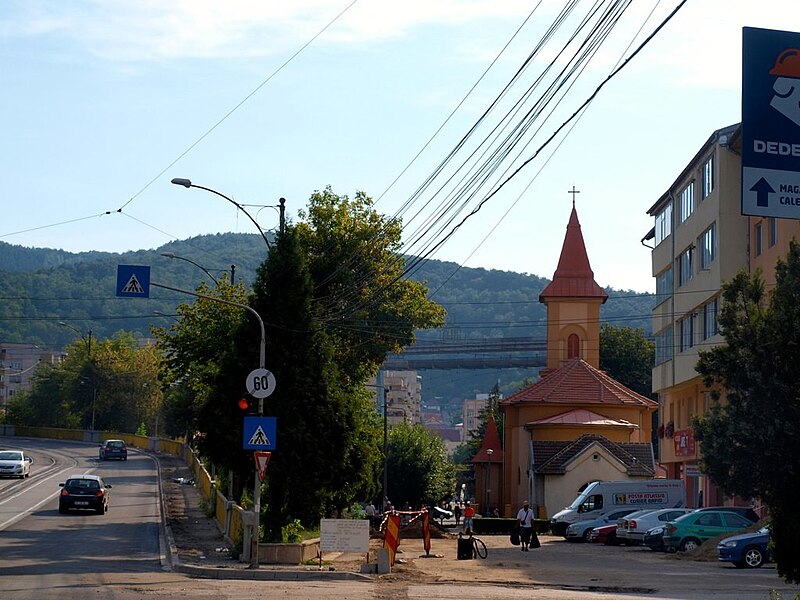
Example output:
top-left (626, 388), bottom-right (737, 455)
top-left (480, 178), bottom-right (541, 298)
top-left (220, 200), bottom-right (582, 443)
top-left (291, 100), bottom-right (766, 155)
top-left (238, 398), bottom-right (249, 411)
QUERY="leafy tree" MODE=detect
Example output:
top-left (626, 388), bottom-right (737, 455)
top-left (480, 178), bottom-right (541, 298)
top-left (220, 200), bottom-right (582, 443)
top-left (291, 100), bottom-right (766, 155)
top-left (693, 240), bottom-right (800, 583)
top-left (386, 423), bottom-right (456, 509)
top-left (9, 332), bottom-right (161, 432)
top-left (599, 323), bottom-right (654, 398)
top-left (158, 189), bottom-right (445, 540)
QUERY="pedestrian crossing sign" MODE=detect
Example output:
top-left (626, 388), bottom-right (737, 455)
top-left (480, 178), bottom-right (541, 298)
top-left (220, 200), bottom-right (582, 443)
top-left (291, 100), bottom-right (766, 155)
top-left (116, 265), bottom-right (150, 298)
top-left (243, 416), bottom-right (276, 450)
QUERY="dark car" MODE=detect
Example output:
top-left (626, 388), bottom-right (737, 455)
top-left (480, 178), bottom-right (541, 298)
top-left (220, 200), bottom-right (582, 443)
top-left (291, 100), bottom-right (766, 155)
top-left (717, 526), bottom-right (771, 568)
top-left (643, 525), bottom-right (667, 551)
top-left (59, 474), bottom-right (112, 514)
top-left (99, 439), bottom-right (127, 461)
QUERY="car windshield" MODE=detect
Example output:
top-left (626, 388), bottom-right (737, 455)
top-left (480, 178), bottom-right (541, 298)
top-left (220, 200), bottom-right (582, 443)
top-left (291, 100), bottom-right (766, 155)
top-left (106, 441), bottom-right (124, 448)
top-left (67, 479), bottom-right (100, 490)
top-left (0, 451), bottom-right (22, 460)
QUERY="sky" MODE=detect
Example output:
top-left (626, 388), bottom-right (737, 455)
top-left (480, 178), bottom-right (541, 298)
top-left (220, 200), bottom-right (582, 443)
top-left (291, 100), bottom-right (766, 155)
top-left (2, 1), bottom-right (798, 293)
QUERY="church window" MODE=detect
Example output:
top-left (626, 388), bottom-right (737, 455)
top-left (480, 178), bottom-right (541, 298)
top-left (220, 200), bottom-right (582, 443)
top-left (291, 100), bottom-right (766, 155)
top-left (567, 333), bottom-right (580, 359)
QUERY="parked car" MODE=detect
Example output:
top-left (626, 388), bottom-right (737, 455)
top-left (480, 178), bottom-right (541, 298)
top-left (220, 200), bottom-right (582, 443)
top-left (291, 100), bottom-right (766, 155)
top-left (565, 509), bottom-right (637, 542)
top-left (663, 509), bottom-right (754, 552)
top-left (99, 439), bottom-right (127, 461)
top-left (617, 508), bottom-right (695, 545)
top-left (58, 474), bottom-right (112, 514)
top-left (587, 523), bottom-right (620, 545)
top-left (717, 526), bottom-right (771, 568)
top-left (643, 525), bottom-right (668, 551)
top-left (697, 506), bottom-right (760, 523)
top-left (0, 449), bottom-right (32, 478)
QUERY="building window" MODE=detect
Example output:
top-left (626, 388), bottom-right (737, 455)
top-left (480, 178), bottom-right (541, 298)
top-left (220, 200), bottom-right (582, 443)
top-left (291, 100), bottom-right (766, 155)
top-left (679, 246), bottom-right (694, 286)
top-left (703, 297), bottom-right (719, 340)
top-left (700, 224), bottom-right (716, 270)
top-left (679, 182), bottom-right (694, 223)
top-left (769, 218), bottom-right (777, 248)
top-left (702, 155), bottom-right (714, 199)
top-left (567, 333), bottom-right (580, 359)
top-left (755, 222), bottom-right (763, 257)
top-left (655, 327), bottom-right (673, 365)
top-left (655, 202), bottom-right (673, 245)
top-left (655, 267), bottom-right (673, 306)
top-left (680, 315), bottom-right (694, 352)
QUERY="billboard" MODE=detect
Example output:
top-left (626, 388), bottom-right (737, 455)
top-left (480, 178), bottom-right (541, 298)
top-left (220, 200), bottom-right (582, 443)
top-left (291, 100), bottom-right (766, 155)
top-left (742, 27), bottom-right (800, 218)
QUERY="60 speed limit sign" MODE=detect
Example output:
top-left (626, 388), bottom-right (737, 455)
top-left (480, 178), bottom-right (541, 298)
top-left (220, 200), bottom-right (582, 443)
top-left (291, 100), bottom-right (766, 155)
top-left (246, 368), bottom-right (276, 399)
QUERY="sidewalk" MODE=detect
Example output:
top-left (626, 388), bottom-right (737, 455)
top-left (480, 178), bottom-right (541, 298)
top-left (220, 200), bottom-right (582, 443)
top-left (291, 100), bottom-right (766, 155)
top-left (157, 453), bottom-right (375, 581)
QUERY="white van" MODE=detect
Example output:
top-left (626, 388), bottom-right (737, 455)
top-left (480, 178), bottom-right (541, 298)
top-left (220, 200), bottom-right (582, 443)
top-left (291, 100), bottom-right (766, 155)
top-left (550, 479), bottom-right (686, 536)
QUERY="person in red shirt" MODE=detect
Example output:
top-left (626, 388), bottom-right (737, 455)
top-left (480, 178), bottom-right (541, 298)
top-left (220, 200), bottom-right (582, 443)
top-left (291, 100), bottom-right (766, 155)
top-left (463, 501), bottom-right (475, 533)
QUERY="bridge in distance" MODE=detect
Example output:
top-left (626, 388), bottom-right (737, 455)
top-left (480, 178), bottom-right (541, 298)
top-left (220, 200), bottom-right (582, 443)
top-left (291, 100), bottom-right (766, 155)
top-left (383, 337), bottom-right (547, 370)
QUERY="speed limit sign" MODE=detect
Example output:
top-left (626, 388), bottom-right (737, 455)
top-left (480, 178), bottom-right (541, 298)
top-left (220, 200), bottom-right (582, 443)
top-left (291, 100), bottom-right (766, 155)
top-left (246, 368), bottom-right (276, 399)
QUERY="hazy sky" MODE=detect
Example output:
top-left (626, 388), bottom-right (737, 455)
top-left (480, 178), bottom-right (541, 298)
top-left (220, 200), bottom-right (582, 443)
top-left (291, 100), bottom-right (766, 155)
top-left (3, 1), bottom-right (798, 292)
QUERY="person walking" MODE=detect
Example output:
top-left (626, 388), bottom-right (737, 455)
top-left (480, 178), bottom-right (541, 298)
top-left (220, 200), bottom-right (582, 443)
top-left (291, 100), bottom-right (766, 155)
top-left (516, 500), bottom-right (534, 551)
top-left (454, 503), bottom-right (463, 527)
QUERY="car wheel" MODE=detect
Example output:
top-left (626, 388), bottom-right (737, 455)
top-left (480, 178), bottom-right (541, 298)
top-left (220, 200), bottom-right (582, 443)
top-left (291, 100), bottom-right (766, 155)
top-left (59, 505), bottom-right (68, 514)
top-left (742, 546), bottom-right (765, 568)
top-left (582, 529), bottom-right (593, 542)
top-left (96, 504), bottom-right (105, 515)
top-left (680, 538), bottom-right (701, 552)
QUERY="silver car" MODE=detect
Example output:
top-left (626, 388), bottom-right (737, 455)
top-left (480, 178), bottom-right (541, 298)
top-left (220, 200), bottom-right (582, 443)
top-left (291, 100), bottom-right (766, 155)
top-left (617, 508), bottom-right (695, 545)
top-left (0, 449), bottom-right (32, 478)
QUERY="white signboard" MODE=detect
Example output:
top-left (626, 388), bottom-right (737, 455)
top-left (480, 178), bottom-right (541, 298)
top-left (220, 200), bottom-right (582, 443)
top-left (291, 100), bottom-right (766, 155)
top-left (320, 518), bottom-right (369, 553)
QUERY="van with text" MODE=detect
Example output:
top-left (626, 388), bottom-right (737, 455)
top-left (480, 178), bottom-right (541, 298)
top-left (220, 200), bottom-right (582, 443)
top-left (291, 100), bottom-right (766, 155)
top-left (550, 479), bottom-right (686, 536)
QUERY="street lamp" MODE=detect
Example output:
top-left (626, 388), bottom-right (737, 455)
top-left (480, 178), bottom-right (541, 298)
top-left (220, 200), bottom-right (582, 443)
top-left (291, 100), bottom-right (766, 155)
top-left (486, 448), bottom-right (494, 516)
top-left (58, 322), bottom-right (92, 357)
top-left (170, 178), bottom-right (283, 251)
top-left (160, 252), bottom-right (220, 286)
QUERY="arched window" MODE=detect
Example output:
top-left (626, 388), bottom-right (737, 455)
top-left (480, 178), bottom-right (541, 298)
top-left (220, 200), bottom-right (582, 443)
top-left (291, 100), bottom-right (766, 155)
top-left (567, 333), bottom-right (580, 359)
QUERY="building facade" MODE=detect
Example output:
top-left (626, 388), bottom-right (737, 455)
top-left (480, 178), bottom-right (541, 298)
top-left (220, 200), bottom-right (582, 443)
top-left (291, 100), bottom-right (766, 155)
top-left (0, 343), bottom-right (64, 414)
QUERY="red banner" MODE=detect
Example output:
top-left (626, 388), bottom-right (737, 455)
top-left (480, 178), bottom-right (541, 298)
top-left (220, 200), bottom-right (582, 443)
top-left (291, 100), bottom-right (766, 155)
top-left (383, 514), bottom-right (401, 566)
top-left (673, 428), bottom-right (696, 457)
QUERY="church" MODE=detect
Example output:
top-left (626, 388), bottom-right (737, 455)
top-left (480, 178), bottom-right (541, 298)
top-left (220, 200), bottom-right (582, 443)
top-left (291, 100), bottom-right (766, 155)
top-left (475, 203), bottom-right (658, 518)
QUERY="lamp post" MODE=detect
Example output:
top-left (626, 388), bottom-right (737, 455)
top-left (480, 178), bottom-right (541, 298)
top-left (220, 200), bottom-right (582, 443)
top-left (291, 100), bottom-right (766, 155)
top-left (160, 252), bottom-right (220, 285)
top-left (486, 448), bottom-right (494, 515)
top-left (170, 178), bottom-right (284, 250)
top-left (58, 322), bottom-right (92, 358)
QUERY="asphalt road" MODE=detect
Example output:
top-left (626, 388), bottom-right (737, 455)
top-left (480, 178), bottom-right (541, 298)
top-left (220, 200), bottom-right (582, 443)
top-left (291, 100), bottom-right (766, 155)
top-left (0, 437), bottom-right (164, 599)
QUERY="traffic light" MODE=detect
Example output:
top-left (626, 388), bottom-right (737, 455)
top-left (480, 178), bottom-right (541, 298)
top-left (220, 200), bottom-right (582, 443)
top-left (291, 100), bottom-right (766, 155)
top-left (238, 397), bottom-right (249, 411)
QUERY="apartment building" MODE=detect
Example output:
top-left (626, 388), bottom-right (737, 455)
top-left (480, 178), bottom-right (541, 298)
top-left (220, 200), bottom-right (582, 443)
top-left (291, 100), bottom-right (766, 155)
top-left (371, 370), bottom-right (422, 426)
top-left (645, 124), bottom-right (750, 507)
top-left (0, 343), bottom-right (64, 413)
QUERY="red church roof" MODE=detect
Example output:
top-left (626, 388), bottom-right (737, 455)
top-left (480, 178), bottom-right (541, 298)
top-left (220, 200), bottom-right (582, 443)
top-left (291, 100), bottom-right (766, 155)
top-left (472, 414), bottom-right (504, 464)
top-left (501, 358), bottom-right (657, 408)
top-left (539, 206), bottom-right (608, 302)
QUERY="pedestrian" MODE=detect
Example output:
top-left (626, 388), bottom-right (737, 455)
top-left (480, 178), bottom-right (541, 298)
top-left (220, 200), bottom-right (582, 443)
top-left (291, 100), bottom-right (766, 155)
top-left (516, 499), bottom-right (534, 551)
top-left (454, 503), bottom-right (462, 527)
top-left (463, 501), bottom-right (475, 533)
top-left (365, 502), bottom-right (376, 528)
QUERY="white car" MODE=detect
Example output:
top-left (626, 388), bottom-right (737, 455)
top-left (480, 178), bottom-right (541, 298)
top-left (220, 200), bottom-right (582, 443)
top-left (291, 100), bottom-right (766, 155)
top-left (617, 508), bottom-right (695, 545)
top-left (0, 449), bottom-right (32, 478)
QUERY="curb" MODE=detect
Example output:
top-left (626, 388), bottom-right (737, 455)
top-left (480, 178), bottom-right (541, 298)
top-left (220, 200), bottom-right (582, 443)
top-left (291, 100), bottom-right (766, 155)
top-left (172, 563), bottom-right (373, 581)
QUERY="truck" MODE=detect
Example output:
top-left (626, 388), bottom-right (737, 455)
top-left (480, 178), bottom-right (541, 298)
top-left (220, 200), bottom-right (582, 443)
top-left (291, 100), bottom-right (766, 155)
top-left (550, 479), bottom-right (686, 536)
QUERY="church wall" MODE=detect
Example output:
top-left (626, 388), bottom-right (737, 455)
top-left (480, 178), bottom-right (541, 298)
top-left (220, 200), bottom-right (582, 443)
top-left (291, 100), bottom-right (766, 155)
top-left (542, 444), bottom-right (630, 518)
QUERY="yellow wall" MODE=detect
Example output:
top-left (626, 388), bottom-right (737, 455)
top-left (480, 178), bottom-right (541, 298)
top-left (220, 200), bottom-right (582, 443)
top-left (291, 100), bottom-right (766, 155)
top-left (544, 298), bottom-right (603, 370)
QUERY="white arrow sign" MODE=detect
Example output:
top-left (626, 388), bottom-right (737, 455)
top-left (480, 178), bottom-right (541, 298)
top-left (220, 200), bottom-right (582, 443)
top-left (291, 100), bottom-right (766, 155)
top-left (246, 368), bottom-right (276, 399)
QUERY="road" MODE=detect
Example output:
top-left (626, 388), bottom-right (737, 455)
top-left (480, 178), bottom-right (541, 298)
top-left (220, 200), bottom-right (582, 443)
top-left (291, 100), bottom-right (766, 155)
top-left (0, 437), bottom-right (164, 599)
top-left (2, 438), bottom-right (800, 599)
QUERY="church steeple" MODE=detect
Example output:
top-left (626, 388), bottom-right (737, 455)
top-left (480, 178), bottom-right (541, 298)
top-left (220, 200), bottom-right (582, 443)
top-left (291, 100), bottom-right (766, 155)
top-left (539, 203), bottom-right (607, 371)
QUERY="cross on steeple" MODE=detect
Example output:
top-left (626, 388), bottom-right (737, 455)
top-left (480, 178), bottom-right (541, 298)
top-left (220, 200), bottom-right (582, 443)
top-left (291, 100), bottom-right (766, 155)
top-left (568, 185), bottom-right (580, 208)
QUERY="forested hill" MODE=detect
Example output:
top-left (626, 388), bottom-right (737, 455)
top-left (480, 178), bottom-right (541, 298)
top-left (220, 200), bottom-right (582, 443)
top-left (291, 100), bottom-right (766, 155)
top-left (0, 233), bottom-right (653, 350)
